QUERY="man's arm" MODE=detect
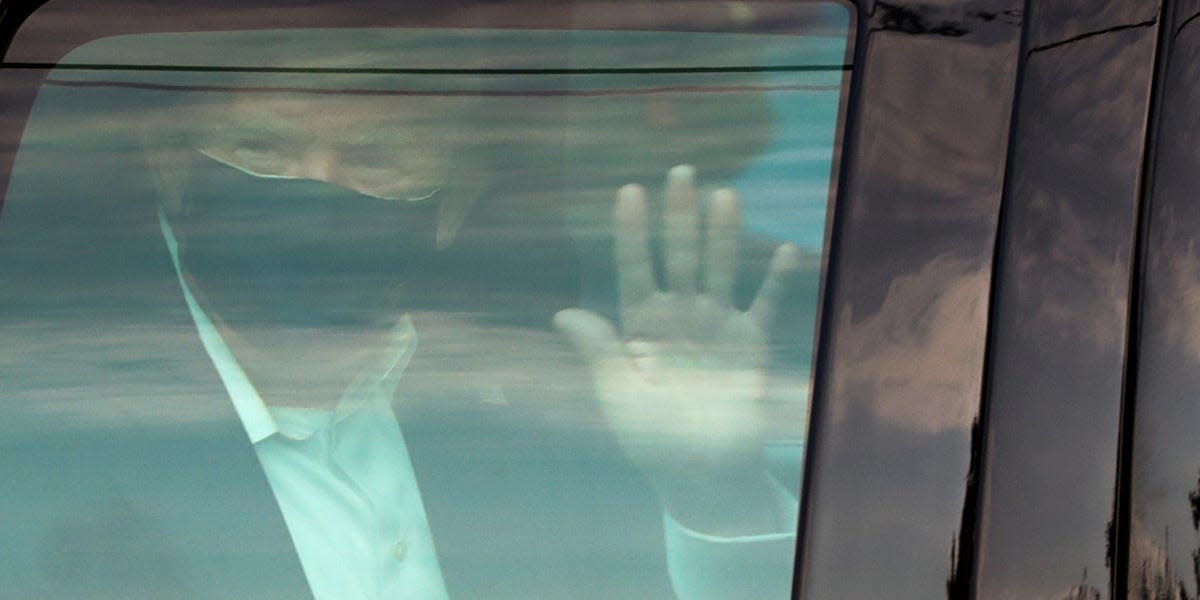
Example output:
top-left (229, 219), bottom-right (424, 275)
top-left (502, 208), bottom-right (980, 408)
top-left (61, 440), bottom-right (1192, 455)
top-left (555, 165), bottom-right (804, 598)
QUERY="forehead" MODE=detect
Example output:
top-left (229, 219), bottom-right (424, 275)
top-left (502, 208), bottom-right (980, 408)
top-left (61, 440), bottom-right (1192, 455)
top-left (207, 90), bottom-right (467, 143)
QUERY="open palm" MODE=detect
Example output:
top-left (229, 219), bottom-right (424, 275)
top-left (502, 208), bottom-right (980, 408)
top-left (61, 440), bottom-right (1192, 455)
top-left (556, 165), bottom-right (801, 478)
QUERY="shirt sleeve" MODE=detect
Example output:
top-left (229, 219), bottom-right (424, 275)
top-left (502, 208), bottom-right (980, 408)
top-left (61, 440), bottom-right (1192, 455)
top-left (662, 466), bottom-right (801, 600)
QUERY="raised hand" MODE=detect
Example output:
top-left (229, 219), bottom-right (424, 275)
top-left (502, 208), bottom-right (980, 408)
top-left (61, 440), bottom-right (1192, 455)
top-left (555, 165), bottom-right (801, 533)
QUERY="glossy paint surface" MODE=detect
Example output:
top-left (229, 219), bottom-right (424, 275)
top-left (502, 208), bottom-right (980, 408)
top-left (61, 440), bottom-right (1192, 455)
top-left (798, 2), bottom-right (1022, 597)
top-left (974, 19), bottom-right (1157, 599)
top-left (1025, 0), bottom-right (1158, 49)
top-left (1127, 5), bottom-right (1200, 598)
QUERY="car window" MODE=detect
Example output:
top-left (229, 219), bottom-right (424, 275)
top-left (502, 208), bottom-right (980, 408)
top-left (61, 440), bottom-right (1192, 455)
top-left (0, 4), bottom-right (851, 598)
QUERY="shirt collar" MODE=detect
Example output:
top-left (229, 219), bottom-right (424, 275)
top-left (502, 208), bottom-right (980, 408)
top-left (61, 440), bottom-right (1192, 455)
top-left (158, 207), bottom-right (417, 443)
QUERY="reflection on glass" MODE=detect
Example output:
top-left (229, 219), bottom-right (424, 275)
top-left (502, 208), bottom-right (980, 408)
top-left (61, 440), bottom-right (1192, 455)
top-left (1, 8), bottom-right (848, 599)
top-left (1128, 20), bottom-right (1200, 600)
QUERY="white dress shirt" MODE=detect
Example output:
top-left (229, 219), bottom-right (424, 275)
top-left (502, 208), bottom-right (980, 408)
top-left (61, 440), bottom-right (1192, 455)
top-left (160, 208), bottom-right (798, 599)
top-left (162, 211), bottom-right (449, 599)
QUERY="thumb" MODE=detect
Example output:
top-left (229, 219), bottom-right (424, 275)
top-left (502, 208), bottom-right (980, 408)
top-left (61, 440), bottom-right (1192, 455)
top-left (553, 308), bottom-right (629, 379)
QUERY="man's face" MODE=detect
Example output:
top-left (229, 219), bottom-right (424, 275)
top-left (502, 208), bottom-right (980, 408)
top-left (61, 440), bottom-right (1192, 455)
top-left (158, 91), bottom-right (482, 398)
top-left (197, 92), bottom-right (460, 203)
top-left (166, 91), bottom-right (486, 342)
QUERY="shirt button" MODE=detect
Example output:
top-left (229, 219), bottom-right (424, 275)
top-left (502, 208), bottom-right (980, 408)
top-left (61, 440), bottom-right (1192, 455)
top-left (392, 540), bottom-right (408, 562)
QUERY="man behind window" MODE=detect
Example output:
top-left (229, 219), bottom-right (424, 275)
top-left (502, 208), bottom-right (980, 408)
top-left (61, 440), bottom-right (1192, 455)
top-left (2, 27), bottom-right (811, 599)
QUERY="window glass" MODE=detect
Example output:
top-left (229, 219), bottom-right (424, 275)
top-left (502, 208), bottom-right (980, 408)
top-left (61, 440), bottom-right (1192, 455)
top-left (0, 6), bottom-right (850, 598)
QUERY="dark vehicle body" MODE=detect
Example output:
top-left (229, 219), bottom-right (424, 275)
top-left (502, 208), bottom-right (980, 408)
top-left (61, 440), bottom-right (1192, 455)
top-left (1, 0), bottom-right (1197, 598)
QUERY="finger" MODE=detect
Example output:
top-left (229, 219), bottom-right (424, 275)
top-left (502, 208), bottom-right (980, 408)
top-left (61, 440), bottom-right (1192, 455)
top-left (704, 188), bottom-right (741, 306)
top-left (664, 164), bottom-right (700, 294)
top-left (553, 308), bottom-right (632, 381)
top-left (615, 185), bottom-right (656, 313)
top-left (750, 243), bottom-right (802, 327)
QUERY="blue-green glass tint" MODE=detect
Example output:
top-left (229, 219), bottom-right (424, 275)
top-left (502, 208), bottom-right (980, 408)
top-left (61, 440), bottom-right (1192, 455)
top-left (0, 7), bottom-right (850, 598)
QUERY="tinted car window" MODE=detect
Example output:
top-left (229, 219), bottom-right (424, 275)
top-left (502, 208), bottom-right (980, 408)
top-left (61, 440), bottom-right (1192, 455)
top-left (0, 4), bottom-right (851, 598)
